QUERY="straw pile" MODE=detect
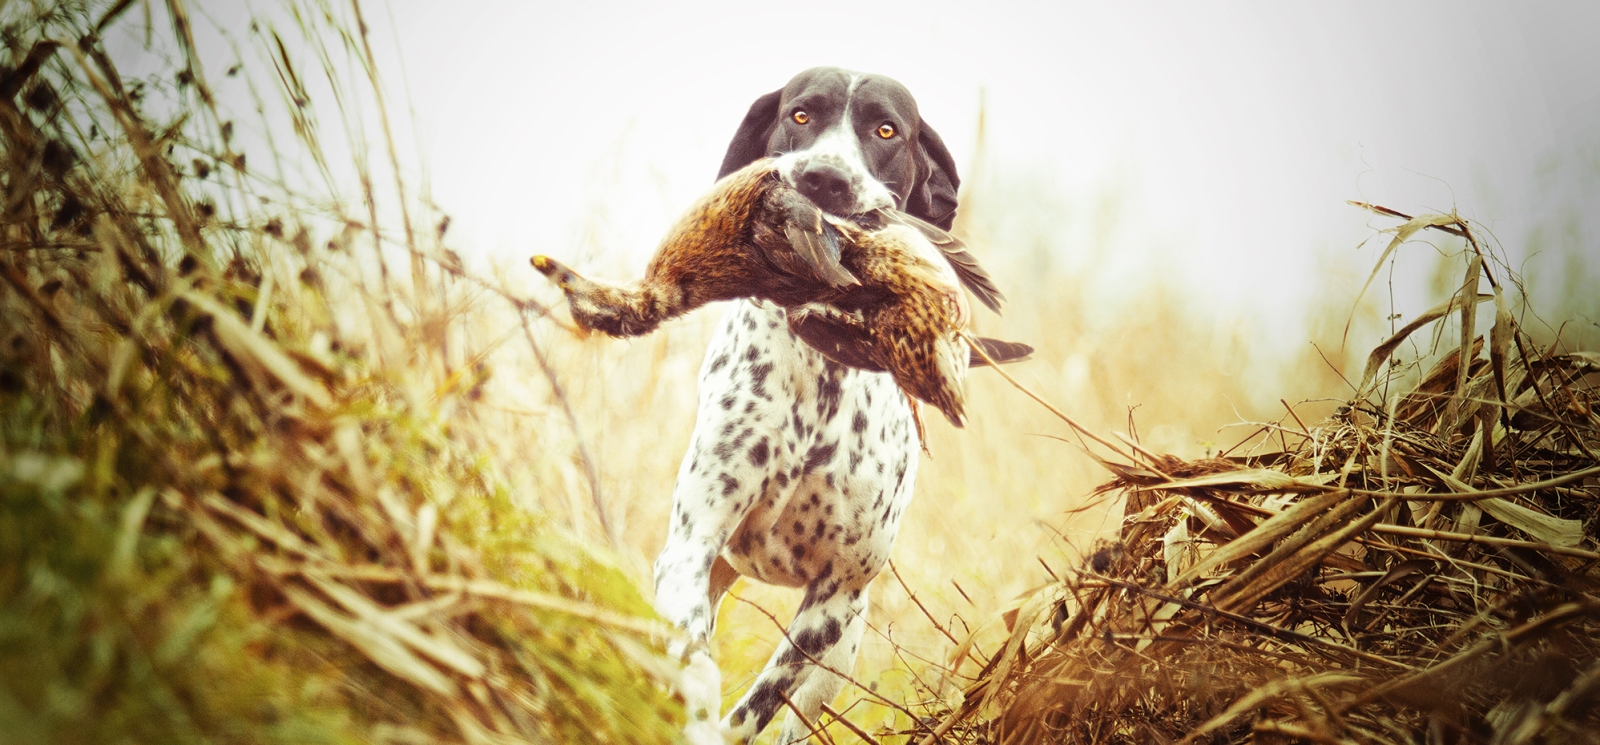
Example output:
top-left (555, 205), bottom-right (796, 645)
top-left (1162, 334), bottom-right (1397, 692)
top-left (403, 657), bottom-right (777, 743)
top-left (0, 2), bottom-right (678, 743)
top-left (905, 211), bottom-right (1600, 744)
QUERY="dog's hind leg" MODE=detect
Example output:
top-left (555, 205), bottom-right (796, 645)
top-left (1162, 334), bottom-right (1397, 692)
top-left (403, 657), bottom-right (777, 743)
top-left (722, 583), bottom-right (869, 743)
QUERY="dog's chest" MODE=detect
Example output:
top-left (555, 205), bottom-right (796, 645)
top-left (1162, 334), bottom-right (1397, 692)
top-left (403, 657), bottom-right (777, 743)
top-left (690, 301), bottom-right (920, 588)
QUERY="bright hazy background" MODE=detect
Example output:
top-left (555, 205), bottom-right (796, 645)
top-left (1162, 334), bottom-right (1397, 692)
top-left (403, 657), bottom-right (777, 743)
top-left (147, 0), bottom-right (1600, 737)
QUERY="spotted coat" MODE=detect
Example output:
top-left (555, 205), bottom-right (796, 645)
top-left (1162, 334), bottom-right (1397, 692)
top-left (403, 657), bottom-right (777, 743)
top-left (655, 299), bottom-right (918, 743)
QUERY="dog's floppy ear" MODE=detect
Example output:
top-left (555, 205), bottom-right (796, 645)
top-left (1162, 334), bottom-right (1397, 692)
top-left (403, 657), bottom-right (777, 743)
top-left (907, 117), bottom-right (961, 230)
top-left (717, 89), bottom-right (783, 179)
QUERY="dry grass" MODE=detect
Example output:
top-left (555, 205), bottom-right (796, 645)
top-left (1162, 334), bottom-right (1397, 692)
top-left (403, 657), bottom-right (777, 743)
top-left (4, 2), bottom-right (1597, 745)
top-left (1, 2), bottom-right (679, 742)
top-left (885, 209), bottom-right (1600, 744)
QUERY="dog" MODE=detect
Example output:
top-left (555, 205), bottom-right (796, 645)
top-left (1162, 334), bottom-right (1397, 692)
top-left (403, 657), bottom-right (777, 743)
top-left (652, 67), bottom-right (962, 744)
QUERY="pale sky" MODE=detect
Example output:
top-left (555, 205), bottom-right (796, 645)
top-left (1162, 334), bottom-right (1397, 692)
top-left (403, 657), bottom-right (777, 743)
top-left (171, 1), bottom-right (1600, 347)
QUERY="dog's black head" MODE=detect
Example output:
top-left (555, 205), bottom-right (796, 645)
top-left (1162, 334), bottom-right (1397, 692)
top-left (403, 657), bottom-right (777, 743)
top-left (717, 67), bottom-right (960, 230)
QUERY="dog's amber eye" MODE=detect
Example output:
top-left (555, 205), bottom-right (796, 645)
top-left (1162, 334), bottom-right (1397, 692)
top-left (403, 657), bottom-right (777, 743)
top-left (876, 123), bottom-right (896, 139)
top-left (792, 110), bottom-right (809, 124)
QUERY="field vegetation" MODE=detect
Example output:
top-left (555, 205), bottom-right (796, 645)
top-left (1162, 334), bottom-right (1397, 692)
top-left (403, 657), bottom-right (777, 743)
top-left (2, 1), bottom-right (1596, 743)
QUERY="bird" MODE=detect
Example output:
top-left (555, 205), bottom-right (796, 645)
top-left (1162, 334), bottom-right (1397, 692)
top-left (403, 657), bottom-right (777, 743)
top-left (531, 158), bottom-right (1031, 427)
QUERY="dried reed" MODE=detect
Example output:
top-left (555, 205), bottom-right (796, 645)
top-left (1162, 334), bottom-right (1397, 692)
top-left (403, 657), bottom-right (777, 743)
top-left (0, 2), bottom-right (679, 743)
top-left (890, 207), bottom-right (1600, 744)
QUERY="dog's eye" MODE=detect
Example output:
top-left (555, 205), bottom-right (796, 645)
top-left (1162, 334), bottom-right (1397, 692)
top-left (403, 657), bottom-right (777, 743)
top-left (792, 110), bottom-right (809, 124)
top-left (876, 123), bottom-right (896, 139)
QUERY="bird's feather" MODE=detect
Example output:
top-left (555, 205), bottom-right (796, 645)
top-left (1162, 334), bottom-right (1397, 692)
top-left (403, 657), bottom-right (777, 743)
top-left (787, 311), bottom-right (882, 371)
top-left (769, 187), bottom-right (860, 288)
top-left (789, 312), bottom-right (1033, 371)
top-left (967, 337), bottom-right (1034, 366)
top-left (877, 210), bottom-right (1004, 314)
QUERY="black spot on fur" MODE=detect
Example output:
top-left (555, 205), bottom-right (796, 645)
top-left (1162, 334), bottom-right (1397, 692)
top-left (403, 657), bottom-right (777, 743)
top-left (815, 372), bottom-right (844, 421)
top-left (851, 410), bottom-right (869, 434)
top-left (719, 473), bottom-right (739, 497)
top-left (708, 353), bottom-right (730, 374)
top-left (805, 440), bottom-right (837, 473)
top-left (720, 394), bottom-right (737, 410)
top-left (737, 675), bottom-right (796, 733)
top-left (744, 345), bottom-right (760, 362)
top-left (776, 616), bottom-right (842, 668)
top-left (750, 361), bottom-right (775, 400)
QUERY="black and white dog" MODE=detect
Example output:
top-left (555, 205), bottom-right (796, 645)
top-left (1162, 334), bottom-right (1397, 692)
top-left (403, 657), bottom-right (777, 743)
top-left (653, 67), bottom-right (960, 744)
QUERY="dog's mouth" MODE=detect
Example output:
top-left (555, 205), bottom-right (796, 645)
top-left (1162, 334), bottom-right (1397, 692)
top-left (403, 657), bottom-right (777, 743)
top-left (774, 152), bottom-right (895, 219)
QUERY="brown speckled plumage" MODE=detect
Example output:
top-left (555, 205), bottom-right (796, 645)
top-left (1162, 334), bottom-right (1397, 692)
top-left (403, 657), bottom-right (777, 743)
top-left (532, 158), bottom-right (1030, 427)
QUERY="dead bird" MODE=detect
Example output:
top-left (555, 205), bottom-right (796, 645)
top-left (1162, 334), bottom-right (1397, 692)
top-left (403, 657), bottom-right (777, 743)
top-left (531, 158), bottom-right (1031, 426)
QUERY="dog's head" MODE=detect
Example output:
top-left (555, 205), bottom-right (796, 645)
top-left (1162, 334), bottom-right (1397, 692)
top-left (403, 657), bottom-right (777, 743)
top-left (717, 67), bottom-right (960, 230)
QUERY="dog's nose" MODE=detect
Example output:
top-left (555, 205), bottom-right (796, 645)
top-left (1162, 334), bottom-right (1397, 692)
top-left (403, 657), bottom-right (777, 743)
top-left (796, 164), bottom-right (853, 215)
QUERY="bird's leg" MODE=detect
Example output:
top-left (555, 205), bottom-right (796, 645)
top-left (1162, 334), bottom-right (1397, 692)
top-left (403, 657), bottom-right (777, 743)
top-left (905, 391), bottom-right (929, 454)
top-left (785, 302), bottom-right (864, 329)
top-left (531, 255), bottom-right (684, 337)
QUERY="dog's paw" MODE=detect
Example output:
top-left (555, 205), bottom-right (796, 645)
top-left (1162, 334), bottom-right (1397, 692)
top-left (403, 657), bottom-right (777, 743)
top-left (673, 648), bottom-right (727, 742)
top-left (680, 651), bottom-right (722, 713)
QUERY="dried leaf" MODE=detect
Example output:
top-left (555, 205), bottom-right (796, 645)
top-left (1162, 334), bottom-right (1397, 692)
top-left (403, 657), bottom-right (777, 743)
top-left (1179, 672), bottom-right (1365, 744)
top-left (305, 572), bottom-right (487, 678)
top-left (1145, 468), bottom-right (1304, 492)
top-left (1359, 293), bottom-right (1493, 395)
top-left (182, 289), bottom-right (331, 408)
top-left (1427, 466), bottom-right (1583, 547)
top-left (285, 586), bottom-right (458, 696)
top-left (1489, 285), bottom-right (1513, 407)
top-left (1450, 255), bottom-right (1482, 429)
top-left (1347, 211), bottom-right (1461, 342)
top-left (982, 586), bottom-right (1057, 710)
top-left (1168, 488), bottom-right (1346, 589)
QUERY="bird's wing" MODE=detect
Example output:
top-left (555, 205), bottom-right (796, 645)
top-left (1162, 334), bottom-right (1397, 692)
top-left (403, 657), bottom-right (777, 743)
top-left (880, 210), bottom-right (1004, 313)
top-left (787, 310), bottom-right (885, 371)
top-left (764, 184), bottom-right (861, 288)
top-left (966, 337), bottom-right (1034, 367)
top-left (790, 308), bottom-right (1035, 371)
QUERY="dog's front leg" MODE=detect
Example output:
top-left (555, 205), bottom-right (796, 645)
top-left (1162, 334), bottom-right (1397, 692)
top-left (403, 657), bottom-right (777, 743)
top-left (656, 302), bottom-right (791, 744)
top-left (654, 458), bottom-right (748, 745)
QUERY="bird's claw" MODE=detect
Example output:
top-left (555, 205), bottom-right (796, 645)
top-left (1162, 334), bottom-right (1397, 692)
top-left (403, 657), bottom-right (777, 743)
top-left (530, 255), bottom-right (575, 289)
